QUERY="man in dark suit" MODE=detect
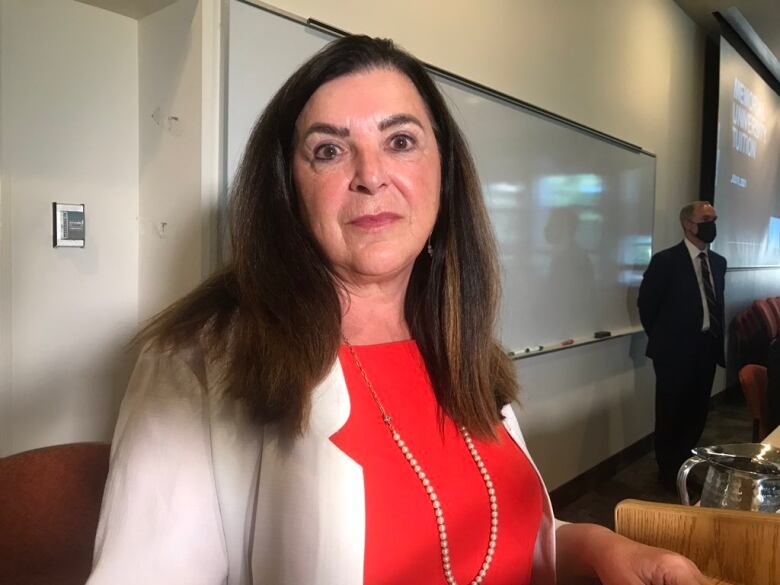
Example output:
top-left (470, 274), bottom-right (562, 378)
top-left (638, 201), bottom-right (726, 488)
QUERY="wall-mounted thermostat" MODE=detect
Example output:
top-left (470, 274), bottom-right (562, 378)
top-left (53, 203), bottom-right (85, 248)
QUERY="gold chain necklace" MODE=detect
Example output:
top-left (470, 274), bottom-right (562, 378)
top-left (343, 339), bottom-right (498, 585)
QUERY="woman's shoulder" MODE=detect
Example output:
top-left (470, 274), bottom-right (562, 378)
top-left (117, 337), bottom-right (258, 463)
top-left (130, 336), bottom-right (228, 402)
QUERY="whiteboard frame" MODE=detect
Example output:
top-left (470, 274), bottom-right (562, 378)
top-left (508, 327), bottom-right (645, 361)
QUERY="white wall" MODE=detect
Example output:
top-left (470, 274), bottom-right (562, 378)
top-left (0, 2), bottom-right (10, 453)
top-left (262, 0), bottom-right (706, 488)
top-left (138, 0), bottom-right (205, 321)
top-left (0, 0), bottom-right (139, 455)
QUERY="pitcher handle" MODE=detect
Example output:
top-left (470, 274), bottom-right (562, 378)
top-left (677, 456), bottom-right (705, 505)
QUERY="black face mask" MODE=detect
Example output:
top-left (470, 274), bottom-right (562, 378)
top-left (696, 220), bottom-right (717, 243)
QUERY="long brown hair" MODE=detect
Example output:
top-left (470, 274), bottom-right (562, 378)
top-left (139, 36), bottom-right (517, 437)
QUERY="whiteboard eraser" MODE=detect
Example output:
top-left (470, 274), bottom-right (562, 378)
top-left (594, 331), bottom-right (611, 338)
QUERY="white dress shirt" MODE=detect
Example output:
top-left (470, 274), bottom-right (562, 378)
top-left (684, 237), bottom-right (716, 332)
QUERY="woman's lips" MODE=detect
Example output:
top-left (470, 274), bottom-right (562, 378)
top-left (349, 212), bottom-right (401, 229)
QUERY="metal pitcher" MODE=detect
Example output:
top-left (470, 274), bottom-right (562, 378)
top-left (677, 443), bottom-right (780, 512)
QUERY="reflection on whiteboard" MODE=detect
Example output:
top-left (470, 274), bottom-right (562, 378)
top-left (436, 79), bottom-right (653, 349)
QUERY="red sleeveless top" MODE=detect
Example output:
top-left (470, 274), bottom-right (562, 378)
top-left (331, 341), bottom-right (543, 585)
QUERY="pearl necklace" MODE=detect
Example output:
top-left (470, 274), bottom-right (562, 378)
top-left (344, 340), bottom-right (498, 585)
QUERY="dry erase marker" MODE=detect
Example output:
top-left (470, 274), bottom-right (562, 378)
top-left (561, 339), bottom-right (574, 346)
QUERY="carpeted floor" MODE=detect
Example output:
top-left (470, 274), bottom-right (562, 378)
top-left (553, 393), bottom-right (754, 529)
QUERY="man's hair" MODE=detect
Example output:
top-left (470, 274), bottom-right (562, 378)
top-left (135, 35), bottom-right (517, 437)
top-left (680, 200), bottom-right (712, 224)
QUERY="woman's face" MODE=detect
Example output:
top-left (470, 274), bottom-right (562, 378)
top-left (293, 68), bottom-right (441, 288)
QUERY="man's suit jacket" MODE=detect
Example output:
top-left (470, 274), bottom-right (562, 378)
top-left (638, 240), bottom-right (726, 366)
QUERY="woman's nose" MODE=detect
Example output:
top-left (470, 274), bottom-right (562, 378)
top-left (349, 149), bottom-right (388, 195)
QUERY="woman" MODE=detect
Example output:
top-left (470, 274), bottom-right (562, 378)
top-left (88, 36), bottom-right (710, 585)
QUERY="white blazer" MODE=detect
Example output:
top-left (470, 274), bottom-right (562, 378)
top-left (87, 346), bottom-right (557, 585)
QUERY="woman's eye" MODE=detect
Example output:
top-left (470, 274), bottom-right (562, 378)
top-left (313, 144), bottom-right (341, 160)
top-left (390, 134), bottom-right (415, 151)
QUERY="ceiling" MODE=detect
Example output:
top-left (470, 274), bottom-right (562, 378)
top-left (674, 0), bottom-right (780, 61)
top-left (75, 0), bottom-right (177, 20)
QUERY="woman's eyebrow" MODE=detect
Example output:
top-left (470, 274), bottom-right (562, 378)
top-left (378, 113), bottom-right (424, 131)
top-left (301, 114), bottom-right (423, 141)
top-left (301, 122), bottom-right (350, 140)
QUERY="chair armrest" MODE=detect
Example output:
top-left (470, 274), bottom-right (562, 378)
top-left (615, 499), bottom-right (780, 585)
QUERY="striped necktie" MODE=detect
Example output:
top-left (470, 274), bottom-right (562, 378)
top-left (698, 252), bottom-right (719, 336)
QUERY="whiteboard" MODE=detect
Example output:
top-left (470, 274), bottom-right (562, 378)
top-left (227, 0), bottom-right (655, 353)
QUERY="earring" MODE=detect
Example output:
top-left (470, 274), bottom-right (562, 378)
top-left (427, 236), bottom-right (434, 258)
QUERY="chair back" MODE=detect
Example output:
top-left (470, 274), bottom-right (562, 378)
top-left (0, 442), bottom-right (110, 585)
top-left (734, 306), bottom-right (767, 367)
top-left (766, 296), bottom-right (780, 328)
top-left (615, 498), bottom-right (780, 585)
top-left (739, 364), bottom-right (769, 441)
top-left (755, 299), bottom-right (778, 341)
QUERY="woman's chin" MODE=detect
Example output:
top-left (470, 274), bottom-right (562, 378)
top-left (343, 253), bottom-right (418, 284)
